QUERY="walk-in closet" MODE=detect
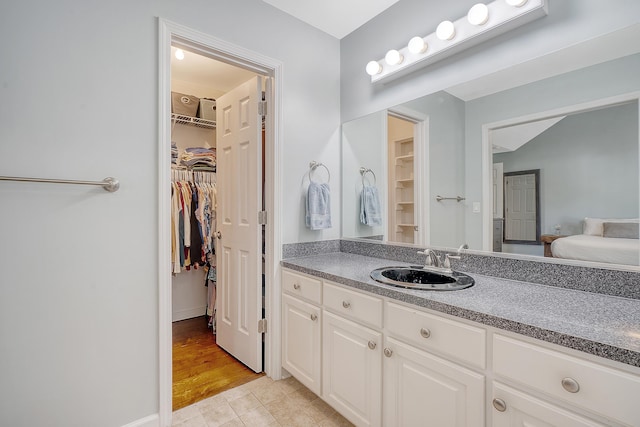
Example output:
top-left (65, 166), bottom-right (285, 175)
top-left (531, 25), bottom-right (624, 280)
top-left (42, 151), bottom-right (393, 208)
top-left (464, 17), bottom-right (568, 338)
top-left (170, 45), bottom-right (265, 410)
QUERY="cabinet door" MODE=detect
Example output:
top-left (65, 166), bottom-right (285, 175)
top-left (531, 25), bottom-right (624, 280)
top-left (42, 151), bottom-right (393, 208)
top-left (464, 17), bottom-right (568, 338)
top-left (282, 294), bottom-right (321, 395)
top-left (383, 337), bottom-right (484, 427)
top-left (323, 310), bottom-right (382, 427)
top-left (492, 383), bottom-right (605, 427)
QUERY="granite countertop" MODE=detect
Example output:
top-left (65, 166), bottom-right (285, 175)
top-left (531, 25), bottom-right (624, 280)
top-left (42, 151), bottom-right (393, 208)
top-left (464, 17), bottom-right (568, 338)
top-left (282, 252), bottom-right (640, 368)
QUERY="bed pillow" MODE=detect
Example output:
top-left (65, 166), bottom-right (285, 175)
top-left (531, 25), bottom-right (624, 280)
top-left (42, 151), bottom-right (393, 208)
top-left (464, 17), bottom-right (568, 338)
top-left (603, 222), bottom-right (640, 239)
top-left (583, 218), bottom-right (604, 235)
top-left (583, 217), bottom-right (639, 236)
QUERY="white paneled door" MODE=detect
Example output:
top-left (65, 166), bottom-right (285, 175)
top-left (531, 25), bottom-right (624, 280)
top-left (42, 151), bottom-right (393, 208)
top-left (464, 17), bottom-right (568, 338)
top-left (504, 173), bottom-right (537, 241)
top-left (216, 76), bottom-right (263, 372)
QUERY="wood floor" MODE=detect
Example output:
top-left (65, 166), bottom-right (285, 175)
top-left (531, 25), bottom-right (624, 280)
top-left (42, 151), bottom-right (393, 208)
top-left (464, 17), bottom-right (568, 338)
top-left (172, 316), bottom-right (263, 411)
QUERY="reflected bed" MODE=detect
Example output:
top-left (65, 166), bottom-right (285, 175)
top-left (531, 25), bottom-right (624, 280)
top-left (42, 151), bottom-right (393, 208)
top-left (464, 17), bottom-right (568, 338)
top-left (551, 234), bottom-right (640, 266)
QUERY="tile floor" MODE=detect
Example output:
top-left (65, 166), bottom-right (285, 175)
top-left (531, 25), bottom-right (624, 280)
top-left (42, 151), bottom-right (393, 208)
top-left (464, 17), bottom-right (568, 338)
top-left (172, 375), bottom-right (354, 427)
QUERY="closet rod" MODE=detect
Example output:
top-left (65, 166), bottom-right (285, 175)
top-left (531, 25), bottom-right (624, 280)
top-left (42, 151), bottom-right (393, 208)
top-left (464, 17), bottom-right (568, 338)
top-left (0, 175), bottom-right (120, 192)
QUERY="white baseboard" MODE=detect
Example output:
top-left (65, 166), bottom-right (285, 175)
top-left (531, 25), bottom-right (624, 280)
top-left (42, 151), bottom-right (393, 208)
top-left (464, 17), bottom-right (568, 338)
top-left (172, 306), bottom-right (207, 322)
top-left (121, 413), bottom-right (159, 427)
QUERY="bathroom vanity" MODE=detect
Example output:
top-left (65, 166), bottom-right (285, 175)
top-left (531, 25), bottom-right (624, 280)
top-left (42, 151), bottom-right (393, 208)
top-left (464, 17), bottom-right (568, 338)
top-left (281, 243), bottom-right (640, 427)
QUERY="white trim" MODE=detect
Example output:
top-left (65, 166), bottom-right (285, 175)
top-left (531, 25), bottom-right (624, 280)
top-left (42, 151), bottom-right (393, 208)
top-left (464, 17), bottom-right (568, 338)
top-left (157, 19), bottom-right (173, 427)
top-left (387, 107), bottom-right (430, 246)
top-left (158, 18), bottom-right (284, 426)
top-left (121, 414), bottom-right (159, 427)
top-left (481, 90), bottom-right (640, 252)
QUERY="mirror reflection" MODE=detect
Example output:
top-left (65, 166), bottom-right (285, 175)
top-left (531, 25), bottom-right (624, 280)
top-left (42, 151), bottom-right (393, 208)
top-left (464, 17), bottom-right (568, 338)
top-left (341, 27), bottom-right (640, 267)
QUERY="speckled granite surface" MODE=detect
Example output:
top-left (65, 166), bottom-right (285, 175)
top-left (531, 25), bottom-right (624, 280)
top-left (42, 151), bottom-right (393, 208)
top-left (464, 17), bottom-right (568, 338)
top-left (282, 252), bottom-right (640, 368)
top-left (282, 240), bottom-right (340, 259)
top-left (339, 239), bottom-right (640, 299)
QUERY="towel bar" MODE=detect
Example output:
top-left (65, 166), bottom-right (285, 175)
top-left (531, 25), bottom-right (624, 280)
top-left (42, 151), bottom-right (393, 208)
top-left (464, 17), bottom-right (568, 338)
top-left (436, 195), bottom-right (465, 202)
top-left (0, 175), bottom-right (120, 192)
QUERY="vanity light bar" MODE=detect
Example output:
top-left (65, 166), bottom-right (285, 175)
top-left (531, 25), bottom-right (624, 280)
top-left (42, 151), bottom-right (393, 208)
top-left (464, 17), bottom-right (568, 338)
top-left (367, 0), bottom-right (548, 83)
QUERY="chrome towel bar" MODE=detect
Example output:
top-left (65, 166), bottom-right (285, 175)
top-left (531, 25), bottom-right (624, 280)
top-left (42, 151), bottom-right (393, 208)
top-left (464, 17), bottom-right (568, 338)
top-left (0, 175), bottom-right (120, 192)
top-left (436, 195), bottom-right (465, 202)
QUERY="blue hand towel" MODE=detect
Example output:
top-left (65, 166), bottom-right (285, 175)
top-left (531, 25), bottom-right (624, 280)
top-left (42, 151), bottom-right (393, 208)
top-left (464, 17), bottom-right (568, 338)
top-left (360, 184), bottom-right (382, 226)
top-left (306, 182), bottom-right (332, 230)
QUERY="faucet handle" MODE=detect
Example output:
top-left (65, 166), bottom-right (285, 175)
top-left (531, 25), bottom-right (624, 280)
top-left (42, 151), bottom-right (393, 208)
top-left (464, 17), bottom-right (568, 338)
top-left (443, 253), bottom-right (460, 269)
top-left (417, 249), bottom-right (434, 266)
top-left (457, 243), bottom-right (469, 256)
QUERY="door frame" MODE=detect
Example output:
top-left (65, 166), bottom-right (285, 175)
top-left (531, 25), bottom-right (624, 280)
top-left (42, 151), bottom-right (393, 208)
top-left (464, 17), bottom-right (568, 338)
top-left (387, 107), bottom-right (429, 246)
top-left (158, 18), bottom-right (283, 425)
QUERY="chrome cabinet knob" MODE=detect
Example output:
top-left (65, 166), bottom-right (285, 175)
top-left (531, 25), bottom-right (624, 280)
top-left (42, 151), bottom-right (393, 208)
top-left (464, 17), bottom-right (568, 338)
top-left (368, 341), bottom-right (377, 350)
top-left (420, 328), bottom-right (431, 339)
top-left (293, 283), bottom-right (300, 290)
top-left (310, 314), bottom-right (318, 321)
top-left (342, 301), bottom-right (351, 309)
top-left (215, 231), bottom-right (222, 239)
top-left (561, 377), bottom-right (580, 393)
top-left (383, 348), bottom-right (393, 357)
top-left (492, 398), bottom-right (507, 412)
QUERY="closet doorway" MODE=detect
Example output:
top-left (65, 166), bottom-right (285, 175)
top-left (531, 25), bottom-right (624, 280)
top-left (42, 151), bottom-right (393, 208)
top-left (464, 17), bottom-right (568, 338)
top-left (169, 44), bottom-right (266, 410)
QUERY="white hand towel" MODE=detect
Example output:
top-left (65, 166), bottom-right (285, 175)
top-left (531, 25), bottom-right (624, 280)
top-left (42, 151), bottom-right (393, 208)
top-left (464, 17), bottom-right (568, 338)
top-left (306, 182), bottom-right (332, 230)
top-left (360, 184), bottom-right (382, 226)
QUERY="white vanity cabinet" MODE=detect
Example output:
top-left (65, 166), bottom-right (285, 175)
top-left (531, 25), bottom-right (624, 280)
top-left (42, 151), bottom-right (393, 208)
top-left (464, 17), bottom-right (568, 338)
top-left (491, 334), bottom-right (640, 426)
top-left (280, 268), bottom-right (640, 427)
top-left (322, 281), bottom-right (383, 427)
top-left (382, 336), bottom-right (485, 427)
top-left (383, 301), bottom-right (485, 427)
top-left (281, 270), bottom-right (322, 395)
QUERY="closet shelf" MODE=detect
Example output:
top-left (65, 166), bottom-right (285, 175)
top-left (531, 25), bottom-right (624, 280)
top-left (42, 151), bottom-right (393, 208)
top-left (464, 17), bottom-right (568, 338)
top-left (395, 154), bottom-right (414, 162)
top-left (172, 113), bottom-right (216, 129)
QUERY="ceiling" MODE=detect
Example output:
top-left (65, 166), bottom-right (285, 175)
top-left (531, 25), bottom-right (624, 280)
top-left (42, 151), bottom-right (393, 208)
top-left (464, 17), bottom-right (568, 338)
top-left (261, 0), bottom-right (401, 39)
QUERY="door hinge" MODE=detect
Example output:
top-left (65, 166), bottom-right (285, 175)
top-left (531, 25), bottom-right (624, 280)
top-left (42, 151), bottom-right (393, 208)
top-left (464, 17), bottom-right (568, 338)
top-left (258, 100), bottom-right (267, 116)
top-left (258, 210), bottom-right (267, 225)
top-left (258, 318), bottom-right (267, 334)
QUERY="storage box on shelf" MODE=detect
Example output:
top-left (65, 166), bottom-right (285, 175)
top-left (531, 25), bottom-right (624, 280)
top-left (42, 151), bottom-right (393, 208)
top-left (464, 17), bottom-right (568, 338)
top-left (171, 92), bottom-right (199, 117)
top-left (198, 98), bottom-right (216, 121)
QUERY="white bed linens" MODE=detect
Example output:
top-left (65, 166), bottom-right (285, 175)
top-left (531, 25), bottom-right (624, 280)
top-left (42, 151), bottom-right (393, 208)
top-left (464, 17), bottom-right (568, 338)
top-left (551, 234), bottom-right (640, 266)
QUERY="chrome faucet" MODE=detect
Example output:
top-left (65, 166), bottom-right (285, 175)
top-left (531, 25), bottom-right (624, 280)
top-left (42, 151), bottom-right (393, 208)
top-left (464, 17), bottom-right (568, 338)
top-left (417, 243), bottom-right (468, 273)
top-left (417, 248), bottom-right (442, 269)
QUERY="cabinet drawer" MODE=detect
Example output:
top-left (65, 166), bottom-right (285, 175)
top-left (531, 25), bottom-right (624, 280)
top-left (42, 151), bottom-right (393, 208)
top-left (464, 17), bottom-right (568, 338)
top-left (323, 281), bottom-right (383, 328)
top-left (493, 334), bottom-right (640, 426)
top-left (386, 301), bottom-right (486, 369)
top-left (492, 382), bottom-right (604, 427)
top-left (282, 269), bottom-right (322, 305)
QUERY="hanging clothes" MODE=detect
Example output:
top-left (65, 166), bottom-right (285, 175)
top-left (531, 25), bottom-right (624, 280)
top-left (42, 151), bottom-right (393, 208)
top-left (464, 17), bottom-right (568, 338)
top-left (171, 168), bottom-right (217, 273)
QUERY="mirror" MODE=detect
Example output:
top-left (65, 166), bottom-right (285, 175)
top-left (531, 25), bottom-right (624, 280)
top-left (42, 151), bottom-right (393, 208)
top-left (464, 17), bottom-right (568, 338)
top-left (341, 25), bottom-right (640, 267)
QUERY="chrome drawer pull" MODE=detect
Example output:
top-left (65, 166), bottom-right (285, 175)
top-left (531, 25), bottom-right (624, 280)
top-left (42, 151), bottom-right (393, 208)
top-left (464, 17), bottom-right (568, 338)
top-left (342, 301), bottom-right (351, 309)
top-left (368, 341), bottom-right (377, 350)
top-left (420, 328), bottom-right (431, 339)
top-left (492, 398), bottom-right (507, 412)
top-left (383, 348), bottom-right (393, 357)
top-left (561, 377), bottom-right (580, 393)
top-left (293, 283), bottom-right (301, 290)
top-left (310, 314), bottom-right (318, 321)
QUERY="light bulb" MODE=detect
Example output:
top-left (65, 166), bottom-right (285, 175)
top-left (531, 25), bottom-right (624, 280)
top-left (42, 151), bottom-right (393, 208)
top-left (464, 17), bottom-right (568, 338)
top-left (174, 49), bottom-right (185, 61)
top-left (436, 21), bottom-right (456, 41)
top-left (468, 3), bottom-right (489, 25)
top-left (408, 37), bottom-right (428, 54)
top-left (385, 49), bottom-right (404, 66)
top-left (366, 60), bottom-right (382, 76)
top-left (506, 0), bottom-right (527, 6)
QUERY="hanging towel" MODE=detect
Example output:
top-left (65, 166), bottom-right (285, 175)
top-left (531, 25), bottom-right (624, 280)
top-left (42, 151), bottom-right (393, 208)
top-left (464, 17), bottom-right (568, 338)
top-left (360, 184), bottom-right (382, 226)
top-left (306, 182), bottom-right (332, 230)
